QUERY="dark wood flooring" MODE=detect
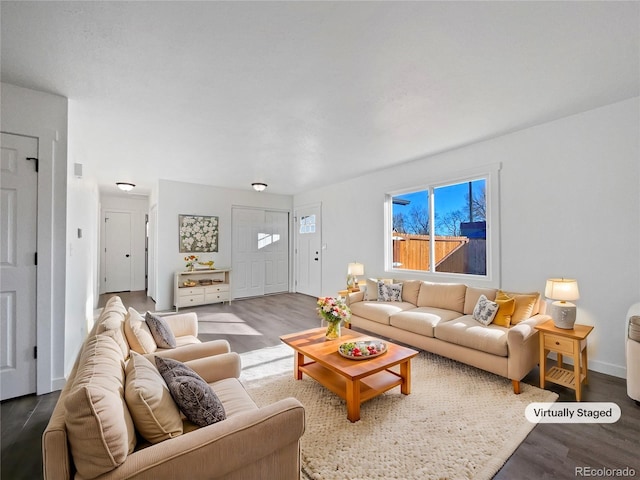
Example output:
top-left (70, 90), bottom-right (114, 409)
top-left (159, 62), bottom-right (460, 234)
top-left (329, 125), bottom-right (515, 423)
top-left (2, 291), bottom-right (639, 479)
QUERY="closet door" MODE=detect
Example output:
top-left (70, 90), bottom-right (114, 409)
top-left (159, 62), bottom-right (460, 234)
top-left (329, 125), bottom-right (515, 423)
top-left (232, 208), bottom-right (289, 299)
top-left (263, 211), bottom-right (289, 295)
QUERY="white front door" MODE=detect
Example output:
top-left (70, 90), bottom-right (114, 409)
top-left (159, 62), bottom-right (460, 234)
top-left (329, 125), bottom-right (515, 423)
top-left (295, 203), bottom-right (322, 296)
top-left (263, 211), bottom-right (289, 295)
top-left (104, 211), bottom-right (132, 293)
top-left (1, 133), bottom-right (38, 400)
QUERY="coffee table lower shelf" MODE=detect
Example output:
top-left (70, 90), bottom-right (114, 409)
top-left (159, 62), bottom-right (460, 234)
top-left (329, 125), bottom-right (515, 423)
top-left (300, 361), bottom-right (403, 405)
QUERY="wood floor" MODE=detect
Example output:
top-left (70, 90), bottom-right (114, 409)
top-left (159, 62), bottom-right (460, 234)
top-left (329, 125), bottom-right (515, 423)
top-left (2, 292), bottom-right (639, 479)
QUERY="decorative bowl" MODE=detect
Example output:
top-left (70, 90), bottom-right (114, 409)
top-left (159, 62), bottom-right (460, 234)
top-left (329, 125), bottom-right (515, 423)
top-left (338, 340), bottom-right (387, 360)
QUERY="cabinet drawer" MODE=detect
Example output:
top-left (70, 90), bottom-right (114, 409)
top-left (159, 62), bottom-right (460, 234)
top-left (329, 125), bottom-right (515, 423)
top-left (204, 284), bottom-right (229, 294)
top-left (179, 294), bottom-right (205, 306)
top-left (205, 292), bottom-right (229, 303)
top-left (178, 287), bottom-right (204, 297)
top-left (544, 334), bottom-right (574, 355)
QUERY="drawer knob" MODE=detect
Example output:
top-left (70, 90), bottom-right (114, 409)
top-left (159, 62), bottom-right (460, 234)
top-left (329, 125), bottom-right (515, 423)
top-left (555, 341), bottom-right (560, 345)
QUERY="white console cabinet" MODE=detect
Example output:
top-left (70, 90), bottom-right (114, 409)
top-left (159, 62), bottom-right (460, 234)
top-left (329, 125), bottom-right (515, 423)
top-left (174, 268), bottom-right (231, 311)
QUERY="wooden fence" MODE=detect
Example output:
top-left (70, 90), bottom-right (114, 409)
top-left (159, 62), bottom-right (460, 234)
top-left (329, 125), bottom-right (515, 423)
top-left (392, 234), bottom-right (486, 275)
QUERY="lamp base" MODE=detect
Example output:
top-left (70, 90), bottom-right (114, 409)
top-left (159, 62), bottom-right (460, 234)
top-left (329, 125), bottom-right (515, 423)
top-left (551, 301), bottom-right (577, 329)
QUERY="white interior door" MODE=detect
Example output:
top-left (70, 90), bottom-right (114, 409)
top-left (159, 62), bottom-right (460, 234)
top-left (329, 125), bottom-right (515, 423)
top-left (263, 211), bottom-right (289, 295)
top-left (1, 133), bottom-right (38, 400)
top-left (104, 211), bottom-right (132, 293)
top-left (232, 208), bottom-right (264, 298)
top-left (295, 204), bottom-right (322, 296)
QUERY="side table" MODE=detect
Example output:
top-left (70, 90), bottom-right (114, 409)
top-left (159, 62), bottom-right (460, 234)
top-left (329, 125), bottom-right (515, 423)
top-left (535, 320), bottom-right (594, 401)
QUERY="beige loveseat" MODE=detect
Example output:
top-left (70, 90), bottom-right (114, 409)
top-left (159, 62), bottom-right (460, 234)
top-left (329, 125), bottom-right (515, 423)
top-left (43, 296), bottom-right (305, 480)
top-left (346, 280), bottom-right (550, 394)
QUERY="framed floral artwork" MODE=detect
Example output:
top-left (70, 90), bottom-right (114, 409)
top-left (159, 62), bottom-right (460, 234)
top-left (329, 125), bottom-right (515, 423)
top-left (179, 214), bottom-right (219, 253)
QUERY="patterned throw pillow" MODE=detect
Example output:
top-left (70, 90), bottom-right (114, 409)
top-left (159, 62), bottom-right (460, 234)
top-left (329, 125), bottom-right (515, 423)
top-left (155, 357), bottom-right (226, 427)
top-left (377, 282), bottom-right (403, 302)
top-left (145, 312), bottom-right (177, 349)
top-left (473, 295), bottom-right (499, 326)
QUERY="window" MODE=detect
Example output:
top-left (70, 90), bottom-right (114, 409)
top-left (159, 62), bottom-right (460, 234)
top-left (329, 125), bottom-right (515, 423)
top-left (387, 169), bottom-right (498, 279)
top-left (299, 215), bottom-right (316, 234)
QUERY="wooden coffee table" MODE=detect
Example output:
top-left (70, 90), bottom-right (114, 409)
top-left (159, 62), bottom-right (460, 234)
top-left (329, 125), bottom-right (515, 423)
top-left (280, 327), bottom-right (418, 422)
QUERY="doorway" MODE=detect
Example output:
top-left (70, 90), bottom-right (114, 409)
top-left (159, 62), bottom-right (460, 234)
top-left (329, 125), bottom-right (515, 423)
top-left (0, 133), bottom-right (38, 400)
top-left (294, 203), bottom-right (322, 297)
top-left (103, 210), bottom-right (132, 293)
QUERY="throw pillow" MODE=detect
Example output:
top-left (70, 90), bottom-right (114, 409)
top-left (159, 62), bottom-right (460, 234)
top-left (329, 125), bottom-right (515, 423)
top-left (145, 312), bottom-right (177, 349)
top-left (497, 291), bottom-right (540, 324)
top-left (124, 308), bottom-right (157, 354)
top-left (377, 282), bottom-right (402, 302)
top-left (472, 294), bottom-right (499, 325)
top-left (364, 278), bottom-right (379, 301)
top-left (492, 297), bottom-right (516, 327)
top-left (124, 352), bottom-right (183, 443)
top-left (155, 357), bottom-right (226, 427)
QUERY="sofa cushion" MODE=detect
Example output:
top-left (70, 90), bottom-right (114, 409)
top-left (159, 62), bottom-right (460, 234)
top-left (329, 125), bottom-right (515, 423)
top-left (390, 307), bottom-right (461, 337)
top-left (209, 377), bottom-right (258, 417)
top-left (350, 301), bottom-right (415, 325)
top-left (472, 295), bottom-right (499, 326)
top-left (155, 357), bottom-right (226, 427)
top-left (124, 351), bottom-right (183, 443)
top-left (377, 282), bottom-right (402, 302)
top-left (463, 287), bottom-right (498, 315)
top-left (124, 307), bottom-right (158, 354)
top-left (497, 291), bottom-right (540, 324)
top-left (417, 282), bottom-right (467, 313)
top-left (400, 280), bottom-right (422, 305)
top-left (434, 315), bottom-right (509, 357)
top-left (96, 313), bottom-right (129, 360)
top-left (64, 335), bottom-right (136, 479)
top-left (145, 311), bottom-right (177, 349)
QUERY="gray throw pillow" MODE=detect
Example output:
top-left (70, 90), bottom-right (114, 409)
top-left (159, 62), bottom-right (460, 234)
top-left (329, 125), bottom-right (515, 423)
top-left (155, 357), bottom-right (226, 427)
top-left (377, 282), bottom-right (402, 302)
top-left (145, 312), bottom-right (177, 349)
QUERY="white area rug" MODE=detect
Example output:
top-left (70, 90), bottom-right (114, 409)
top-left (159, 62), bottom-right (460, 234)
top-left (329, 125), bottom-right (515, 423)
top-left (241, 344), bottom-right (557, 480)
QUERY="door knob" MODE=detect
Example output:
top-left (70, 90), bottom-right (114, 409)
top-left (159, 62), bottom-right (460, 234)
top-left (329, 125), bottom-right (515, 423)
top-left (126, 254), bottom-right (130, 257)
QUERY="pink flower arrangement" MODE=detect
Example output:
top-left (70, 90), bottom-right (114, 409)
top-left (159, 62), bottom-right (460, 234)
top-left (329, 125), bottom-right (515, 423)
top-left (317, 296), bottom-right (351, 324)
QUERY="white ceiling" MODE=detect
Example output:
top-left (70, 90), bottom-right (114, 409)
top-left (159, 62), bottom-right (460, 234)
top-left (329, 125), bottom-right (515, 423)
top-left (2, 1), bottom-right (638, 196)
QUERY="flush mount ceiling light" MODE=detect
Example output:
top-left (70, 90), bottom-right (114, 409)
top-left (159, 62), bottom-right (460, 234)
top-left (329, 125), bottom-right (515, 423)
top-left (116, 182), bottom-right (136, 192)
top-left (252, 182), bottom-right (267, 192)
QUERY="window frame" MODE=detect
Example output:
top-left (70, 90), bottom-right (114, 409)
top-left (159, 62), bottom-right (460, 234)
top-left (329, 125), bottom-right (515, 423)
top-left (384, 164), bottom-right (501, 286)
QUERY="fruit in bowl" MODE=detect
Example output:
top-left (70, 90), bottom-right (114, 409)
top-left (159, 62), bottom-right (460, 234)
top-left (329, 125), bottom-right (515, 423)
top-left (338, 341), bottom-right (387, 359)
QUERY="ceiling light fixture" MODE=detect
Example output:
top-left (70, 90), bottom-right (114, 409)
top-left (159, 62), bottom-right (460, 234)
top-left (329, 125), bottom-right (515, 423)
top-left (116, 182), bottom-right (136, 192)
top-left (252, 182), bottom-right (267, 192)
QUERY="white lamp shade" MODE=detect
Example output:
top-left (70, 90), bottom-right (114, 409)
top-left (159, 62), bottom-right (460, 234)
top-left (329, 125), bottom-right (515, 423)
top-left (545, 278), bottom-right (580, 302)
top-left (347, 262), bottom-right (364, 276)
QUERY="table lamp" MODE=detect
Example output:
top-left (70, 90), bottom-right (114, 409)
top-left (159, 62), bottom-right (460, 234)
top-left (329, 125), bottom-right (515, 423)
top-left (545, 278), bottom-right (580, 329)
top-left (347, 262), bottom-right (364, 292)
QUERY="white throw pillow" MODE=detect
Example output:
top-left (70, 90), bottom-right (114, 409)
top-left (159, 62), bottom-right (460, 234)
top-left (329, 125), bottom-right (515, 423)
top-left (377, 282), bottom-right (403, 302)
top-left (473, 294), bottom-right (499, 325)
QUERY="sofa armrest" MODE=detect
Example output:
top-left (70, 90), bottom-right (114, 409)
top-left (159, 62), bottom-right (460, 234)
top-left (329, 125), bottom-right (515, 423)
top-left (507, 314), bottom-right (551, 347)
top-left (185, 352), bottom-right (241, 382)
top-left (149, 340), bottom-right (231, 363)
top-left (346, 291), bottom-right (364, 306)
top-left (162, 312), bottom-right (198, 337)
top-left (107, 398), bottom-right (305, 480)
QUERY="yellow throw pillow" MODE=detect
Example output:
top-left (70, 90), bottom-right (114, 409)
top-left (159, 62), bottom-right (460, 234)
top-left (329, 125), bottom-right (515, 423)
top-left (493, 296), bottom-right (516, 327)
top-left (497, 290), bottom-right (540, 324)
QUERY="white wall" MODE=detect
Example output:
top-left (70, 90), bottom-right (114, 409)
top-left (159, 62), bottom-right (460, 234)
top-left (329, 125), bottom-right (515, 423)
top-left (1, 83), bottom-right (69, 393)
top-left (294, 97), bottom-right (640, 378)
top-left (99, 194), bottom-right (149, 293)
top-left (155, 180), bottom-right (293, 310)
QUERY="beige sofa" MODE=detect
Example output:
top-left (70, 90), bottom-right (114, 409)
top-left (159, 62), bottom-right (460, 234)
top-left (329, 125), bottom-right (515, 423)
top-left (346, 280), bottom-right (550, 394)
top-left (43, 296), bottom-right (305, 480)
top-left (626, 303), bottom-right (640, 405)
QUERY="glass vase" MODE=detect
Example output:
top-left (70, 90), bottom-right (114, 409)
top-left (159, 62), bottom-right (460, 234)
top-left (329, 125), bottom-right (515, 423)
top-left (325, 321), bottom-right (341, 340)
